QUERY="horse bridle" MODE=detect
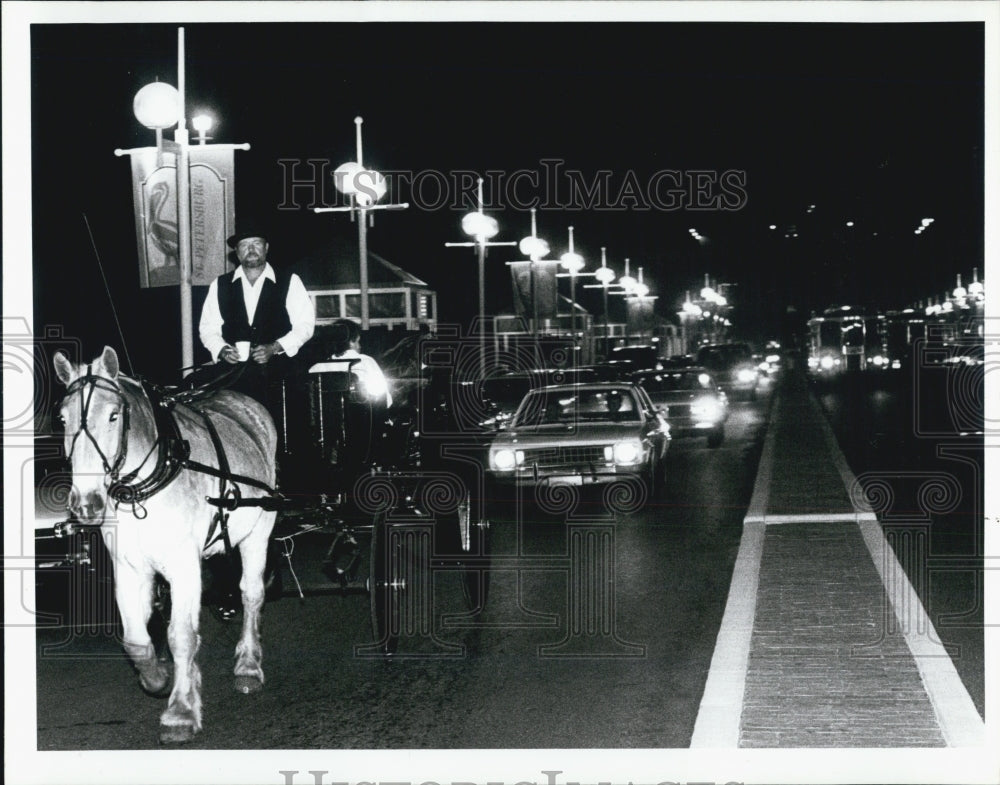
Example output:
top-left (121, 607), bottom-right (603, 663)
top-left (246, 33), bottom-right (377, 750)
top-left (62, 366), bottom-right (133, 486)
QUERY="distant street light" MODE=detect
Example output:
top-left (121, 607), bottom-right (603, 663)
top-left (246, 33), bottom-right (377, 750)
top-left (191, 112), bottom-right (214, 144)
top-left (618, 258), bottom-right (637, 293)
top-left (969, 267), bottom-right (984, 298)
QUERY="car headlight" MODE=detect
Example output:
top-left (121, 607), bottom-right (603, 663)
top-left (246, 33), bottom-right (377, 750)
top-left (691, 396), bottom-right (723, 422)
top-left (737, 368), bottom-right (757, 383)
top-left (490, 448), bottom-right (523, 471)
top-left (611, 440), bottom-right (643, 465)
top-left (820, 355), bottom-right (836, 370)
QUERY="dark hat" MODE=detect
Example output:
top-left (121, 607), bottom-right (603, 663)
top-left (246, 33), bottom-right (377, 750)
top-left (226, 219), bottom-right (269, 249)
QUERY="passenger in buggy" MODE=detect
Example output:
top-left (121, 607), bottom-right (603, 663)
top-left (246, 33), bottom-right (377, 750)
top-left (318, 319), bottom-right (394, 475)
top-left (327, 318), bottom-right (393, 408)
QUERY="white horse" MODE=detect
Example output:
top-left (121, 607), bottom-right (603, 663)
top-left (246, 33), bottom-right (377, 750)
top-left (53, 346), bottom-right (277, 744)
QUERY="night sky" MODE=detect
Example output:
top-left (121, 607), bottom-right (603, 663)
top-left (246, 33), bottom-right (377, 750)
top-left (26, 17), bottom-right (985, 375)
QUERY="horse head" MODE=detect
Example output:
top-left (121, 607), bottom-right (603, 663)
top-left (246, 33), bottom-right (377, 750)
top-left (53, 346), bottom-right (133, 524)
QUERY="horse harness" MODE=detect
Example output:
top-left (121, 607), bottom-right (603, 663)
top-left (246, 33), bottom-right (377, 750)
top-left (61, 364), bottom-right (277, 558)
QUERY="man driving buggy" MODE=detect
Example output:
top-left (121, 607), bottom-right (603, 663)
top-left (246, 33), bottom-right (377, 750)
top-left (197, 221), bottom-right (315, 621)
top-left (198, 221), bottom-right (315, 412)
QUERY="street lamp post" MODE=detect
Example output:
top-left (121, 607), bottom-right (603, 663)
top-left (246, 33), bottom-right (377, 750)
top-left (117, 30), bottom-right (192, 372)
top-left (594, 248), bottom-right (616, 357)
top-left (314, 117), bottom-right (409, 330)
top-left (583, 247), bottom-right (617, 357)
top-left (116, 29), bottom-right (252, 376)
top-left (445, 177), bottom-right (516, 377)
top-left (558, 225), bottom-right (586, 348)
top-left (634, 267), bottom-right (652, 341)
top-left (516, 208), bottom-right (550, 335)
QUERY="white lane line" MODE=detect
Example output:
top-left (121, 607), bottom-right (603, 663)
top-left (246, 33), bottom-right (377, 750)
top-left (742, 391), bottom-right (779, 523)
top-left (811, 391), bottom-right (985, 746)
top-left (690, 393), bottom-right (779, 747)
top-left (689, 520), bottom-right (765, 748)
top-left (747, 512), bottom-right (877, 524)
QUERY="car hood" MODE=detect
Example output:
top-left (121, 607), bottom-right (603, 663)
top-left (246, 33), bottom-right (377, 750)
top-left (491, 421), bottom-right (642, 448)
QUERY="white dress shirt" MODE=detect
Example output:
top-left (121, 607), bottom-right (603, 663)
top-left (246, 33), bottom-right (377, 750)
top-left (329, 349), bottom-right (393, 407)
top-left (199, 263), bottom-right (315, 361)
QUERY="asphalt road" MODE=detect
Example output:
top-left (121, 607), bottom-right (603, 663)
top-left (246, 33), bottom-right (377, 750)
top-left (35, 389), bottom-right (771, 750)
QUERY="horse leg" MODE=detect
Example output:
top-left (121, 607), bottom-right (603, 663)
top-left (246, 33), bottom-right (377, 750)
top-left (233, 512), bottom-right (273, 694)
top-left (158, 553), bottom-right (203, 744)
top-left (115, 559), bottom-right (171, 697)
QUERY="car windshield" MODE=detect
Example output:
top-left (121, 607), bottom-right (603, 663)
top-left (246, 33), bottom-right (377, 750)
top-left (513, 388), bottom-right (640, 426)
top-left (637, 371), bottom-right (715, 393)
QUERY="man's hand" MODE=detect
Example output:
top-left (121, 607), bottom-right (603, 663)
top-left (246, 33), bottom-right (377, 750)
top-left (251, 341), bottom-right (283, 364)
top-left (218, 345), bottom-right (240, 364)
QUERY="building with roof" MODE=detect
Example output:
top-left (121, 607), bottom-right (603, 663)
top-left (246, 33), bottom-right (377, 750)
top-left (292, 234), bottom-right (437, 332)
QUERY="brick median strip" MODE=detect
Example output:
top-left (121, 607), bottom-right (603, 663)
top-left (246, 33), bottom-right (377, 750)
top-left (691, 380), bottom-right (985, 748)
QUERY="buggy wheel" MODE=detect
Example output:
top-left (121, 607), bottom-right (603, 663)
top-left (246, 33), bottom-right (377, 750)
top-left (369, 513), bottom-right (402, 655)
top-left (460, 518), bottom-right (491, 612)
top-left (456, 488), bottom-right (491, 612)
top-left (432, 490), bottom-right (492, 614)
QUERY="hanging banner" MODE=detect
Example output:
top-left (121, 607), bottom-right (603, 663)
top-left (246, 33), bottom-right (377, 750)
top-left (127, 146), bottom-right (236, 288)
top-left (509, 260), bottom-right (559, 321)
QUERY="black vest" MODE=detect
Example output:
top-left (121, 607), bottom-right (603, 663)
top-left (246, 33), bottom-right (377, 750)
top-left (217, 267), bottom-right (294, 346)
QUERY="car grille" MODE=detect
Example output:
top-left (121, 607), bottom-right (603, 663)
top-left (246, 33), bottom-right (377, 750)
top-left (520, 445), bottom-right (608, 466)
top-left (666, 403), bottom-right (691, 417)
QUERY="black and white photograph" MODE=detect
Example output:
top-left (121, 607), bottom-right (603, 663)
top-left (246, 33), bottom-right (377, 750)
top-left (3, 2), bottom-right (997, 784)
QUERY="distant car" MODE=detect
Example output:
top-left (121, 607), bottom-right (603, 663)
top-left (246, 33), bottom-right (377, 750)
top-left (609, 345), bottom-right (660, 372)
top-left (755, 341), bottom-right (785, 379)
top-left (659, 354), bottom-right (697, 369)
top-left (632, 367), bottom-right (728, 448)
top-left (695, 342), bottom-right (760, 400)
top-left (487, 382), bottom-right (671, 495)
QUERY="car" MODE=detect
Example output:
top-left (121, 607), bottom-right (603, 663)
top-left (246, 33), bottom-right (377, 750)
top-left (486, 381), bottom-right (671, 496)
top-left (695, 342), bottom-right (760, 400)
top-left (632, 367), bottom-right (728, 448)
top-left (755, 340), bottom-right (785, 380)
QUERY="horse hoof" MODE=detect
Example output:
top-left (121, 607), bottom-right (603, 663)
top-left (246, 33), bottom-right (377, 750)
top-left (138, 663), bottom-right (173, 698)
top-left (142, 678), bottom-right (171, 699)
top-left (158, 723), bottom-right (197, 745)
top-left (234, 675), bottom-right (263, 694)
